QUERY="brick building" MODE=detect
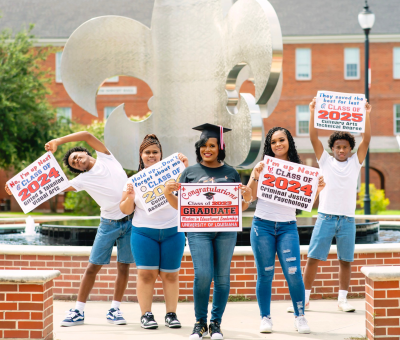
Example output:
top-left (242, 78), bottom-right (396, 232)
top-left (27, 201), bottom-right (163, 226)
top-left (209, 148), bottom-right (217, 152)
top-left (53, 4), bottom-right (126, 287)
top-left (0, 0), bottom-right (399, 210)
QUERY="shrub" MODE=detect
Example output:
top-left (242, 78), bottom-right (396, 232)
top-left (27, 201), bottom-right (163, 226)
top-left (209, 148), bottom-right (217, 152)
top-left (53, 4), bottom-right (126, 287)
top-left (357, 183), bottom-right (390, 214)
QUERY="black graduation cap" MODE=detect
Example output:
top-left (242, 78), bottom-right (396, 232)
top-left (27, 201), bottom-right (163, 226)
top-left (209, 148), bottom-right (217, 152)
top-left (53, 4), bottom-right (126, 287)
top-left (203, 192), bottom-right (216, 200)
top-left (192, 123), bottom-right (232, 150)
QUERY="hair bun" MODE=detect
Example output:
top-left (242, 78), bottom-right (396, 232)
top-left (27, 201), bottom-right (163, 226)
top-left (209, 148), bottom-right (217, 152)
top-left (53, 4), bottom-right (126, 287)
top-left (142, 134), bottom-right (160, 142)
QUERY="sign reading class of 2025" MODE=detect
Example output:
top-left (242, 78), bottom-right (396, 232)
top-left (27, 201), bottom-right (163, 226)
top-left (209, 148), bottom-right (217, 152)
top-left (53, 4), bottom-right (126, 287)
top-left (257, 156), bottom-right (319, 212)
top-left (6, 152), bottom-right (70, 214)
top-left (178, 183), bottom-right (242, 232)
top-left (315, 90), bottom-right (366, 133)
top-left (128, 153), bottom-right (185, 215)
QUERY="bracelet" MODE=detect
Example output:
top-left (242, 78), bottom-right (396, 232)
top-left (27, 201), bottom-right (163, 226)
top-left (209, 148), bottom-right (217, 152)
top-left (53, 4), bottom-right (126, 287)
top-left (252, 177), bottom-right (259, 182)
top-left (242, 195), bottom-right (253, 204)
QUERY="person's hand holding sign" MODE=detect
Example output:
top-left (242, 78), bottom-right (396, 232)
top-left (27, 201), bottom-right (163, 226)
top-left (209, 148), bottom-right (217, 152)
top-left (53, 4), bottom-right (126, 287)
top-left (4, 184), bottom-right (12, 196)
top-left (164, 181), bottom-right (181, 195)
top-left (177, 153), bottom-right (189, 168)
top-left (44, 139), bottom-right (59, 153)
top-left (239, 184), bottom-right (252, 204)
top-left (252, 161), bottom-right (265, 181)
top-left (126, 183), bottom-right (136, 200)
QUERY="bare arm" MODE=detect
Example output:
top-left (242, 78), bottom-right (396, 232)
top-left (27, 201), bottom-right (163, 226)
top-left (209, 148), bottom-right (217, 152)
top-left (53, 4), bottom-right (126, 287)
top-left (239, 184), bottom-right (251, 212)
top-left (357, 101), bottom-right (372, 164)
top-left (164, 181), bottom-right (180, 210)
top-left (120, 183), bottom-right (135, 215)
top-left (247, 161), bottom-right (264, 199)
top-left (313, 176), bottom-right (326, 204)
top-left (309, 97), bottom-right (324, 161)
top-left (45, 131), bottom-right (109, 155)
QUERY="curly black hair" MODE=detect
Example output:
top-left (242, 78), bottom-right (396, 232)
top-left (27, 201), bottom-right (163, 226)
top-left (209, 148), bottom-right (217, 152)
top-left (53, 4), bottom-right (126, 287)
top-left (328, 131), bottom-right (356, 150)
top-left (195, 137), bottom-right (226, 163)
top-left (63, 146), bottom-right (92, 174)
top-left (263, 127), bottom-right (302, 164)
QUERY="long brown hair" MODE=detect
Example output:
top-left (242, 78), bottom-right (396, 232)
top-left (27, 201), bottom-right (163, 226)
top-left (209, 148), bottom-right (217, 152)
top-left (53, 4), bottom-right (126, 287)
top-left (138, 134), bottom-right (163, 171)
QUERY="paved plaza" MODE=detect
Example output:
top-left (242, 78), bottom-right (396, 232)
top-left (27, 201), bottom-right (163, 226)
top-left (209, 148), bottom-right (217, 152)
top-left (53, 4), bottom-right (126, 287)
top-left (54, 299), bottom-right (366, 340)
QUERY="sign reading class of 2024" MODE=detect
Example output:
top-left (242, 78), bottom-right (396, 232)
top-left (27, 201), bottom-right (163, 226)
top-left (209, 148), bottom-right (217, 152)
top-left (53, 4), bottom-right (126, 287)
top-left (178, 183), bottom-right (242, 232)
top-left (257, 156), bottom-right (319, 212)
top-left (129, 153), bottom-right (185, 215)
top-left (6, 152), bottom-right (70, 214)
top-left (315, 90), bottom-right (366, 133)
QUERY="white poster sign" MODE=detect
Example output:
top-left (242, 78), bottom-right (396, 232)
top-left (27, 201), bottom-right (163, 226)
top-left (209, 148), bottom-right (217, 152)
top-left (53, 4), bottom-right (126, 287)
top-left (257, 156), bottom-right (319, 212)
top-left (129, 153), bottom-right (185, 215)
top-left (178, 183), bottom-right (242, 232)
top-left (6, 152), bottom-right (70, 214)
top-left (314, 90), bottom-right (366, 132)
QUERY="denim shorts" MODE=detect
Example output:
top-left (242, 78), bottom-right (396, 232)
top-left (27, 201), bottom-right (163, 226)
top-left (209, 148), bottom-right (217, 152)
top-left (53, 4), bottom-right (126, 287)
top-left (308, 213), bottom-right (356, 262)
top-left (130, 226), bottom-right (185, 272)
top-left (89, 217), bottom-right (135, 265)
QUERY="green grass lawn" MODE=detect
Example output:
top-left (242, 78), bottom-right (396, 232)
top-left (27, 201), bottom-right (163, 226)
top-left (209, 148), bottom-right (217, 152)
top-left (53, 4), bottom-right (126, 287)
top-left (0, 212), bottom-right (80, 218)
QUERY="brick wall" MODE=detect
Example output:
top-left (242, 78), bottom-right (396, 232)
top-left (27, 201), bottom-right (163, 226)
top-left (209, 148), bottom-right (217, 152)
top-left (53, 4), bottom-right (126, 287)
top-left (0, 281), bottom-right (54, 340)
top-left (363, 267), bottom-right (400, 340)
top-left (0, 248), bottom-right (399, 302)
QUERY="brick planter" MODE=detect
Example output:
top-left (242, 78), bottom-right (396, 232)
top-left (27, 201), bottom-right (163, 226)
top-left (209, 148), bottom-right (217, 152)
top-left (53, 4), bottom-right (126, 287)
top-left (0, 270), bottom-right (60, 340)
top-left (362, 266), bottom-right (400, 340)
top-left (0, 244), bottom-right (399, 302)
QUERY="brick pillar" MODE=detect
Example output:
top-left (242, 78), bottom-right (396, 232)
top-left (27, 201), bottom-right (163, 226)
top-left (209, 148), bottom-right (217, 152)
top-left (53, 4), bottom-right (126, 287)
top-left (0, 270), bottom-right (60, 340)
top-left (362, 266), bottom-right (400, 340)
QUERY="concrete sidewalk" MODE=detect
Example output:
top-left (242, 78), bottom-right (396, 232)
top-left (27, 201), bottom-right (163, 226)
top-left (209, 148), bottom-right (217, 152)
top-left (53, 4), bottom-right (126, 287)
top-left (53, 299), bottom-right (366, 340)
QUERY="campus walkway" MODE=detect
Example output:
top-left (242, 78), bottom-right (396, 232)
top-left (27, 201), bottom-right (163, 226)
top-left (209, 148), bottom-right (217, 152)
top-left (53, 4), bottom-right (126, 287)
top-left (54, 299), bottom-right (366, 340)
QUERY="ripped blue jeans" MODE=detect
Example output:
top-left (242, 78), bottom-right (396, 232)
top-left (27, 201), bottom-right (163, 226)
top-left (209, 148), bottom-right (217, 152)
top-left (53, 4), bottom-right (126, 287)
top-left (251, 217), bottom-right (305, 317)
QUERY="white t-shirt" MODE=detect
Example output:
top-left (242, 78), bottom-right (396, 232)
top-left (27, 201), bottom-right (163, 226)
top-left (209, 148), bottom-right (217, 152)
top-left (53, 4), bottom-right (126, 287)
top-left (123, 181), bottom-right (177, 230)
top-left (255, 199), bottom-right (296, 222)
top-left (317, 150), bottom-right (362, 217)
top-left (70, 151), bottom-right (127, 220)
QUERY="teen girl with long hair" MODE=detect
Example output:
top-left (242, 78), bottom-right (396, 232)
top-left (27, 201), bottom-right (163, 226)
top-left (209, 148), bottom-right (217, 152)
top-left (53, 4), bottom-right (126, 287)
top-left (247, 127), bottom-right (325, 334)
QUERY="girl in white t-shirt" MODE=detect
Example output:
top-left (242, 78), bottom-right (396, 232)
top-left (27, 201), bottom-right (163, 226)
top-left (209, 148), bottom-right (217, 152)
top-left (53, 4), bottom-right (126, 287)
top-left (120, 134), bottom-right (188, 330)
top-left (247, 127), bottom-right (325, 335)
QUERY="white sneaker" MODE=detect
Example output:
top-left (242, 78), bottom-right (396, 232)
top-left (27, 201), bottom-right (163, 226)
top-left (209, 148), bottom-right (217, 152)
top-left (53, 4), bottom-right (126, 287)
top-left (338, 299), bottom-right (356, 312)
top-left (287, 301), bottom-right (310, 313)
top-left (294, 316), bottom-right (311, 334)
top-left (260, 316), bottom-right (273, 333)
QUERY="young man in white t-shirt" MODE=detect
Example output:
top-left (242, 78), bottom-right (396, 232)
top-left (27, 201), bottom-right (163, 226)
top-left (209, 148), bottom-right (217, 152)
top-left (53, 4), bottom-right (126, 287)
top-left (44, 131), bottom-right (134, 326)
top-left (301, 99), bottom-right (372, 312)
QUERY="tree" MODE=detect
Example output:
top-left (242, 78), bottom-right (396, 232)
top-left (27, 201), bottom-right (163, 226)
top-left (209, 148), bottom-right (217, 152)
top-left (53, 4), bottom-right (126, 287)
top-left (0, 24), bottom-right (61, 171)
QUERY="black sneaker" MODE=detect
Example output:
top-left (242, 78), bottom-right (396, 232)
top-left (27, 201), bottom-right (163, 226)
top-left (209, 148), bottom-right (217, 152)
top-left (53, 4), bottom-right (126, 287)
top-left (165, 312), bottom-right (181, 328)
top-left (140, 312), bottom-right (158, 329)
top-left (189, 320), bottom-right (208, 340)
top-left (209, 321), bottom-right (223, 339)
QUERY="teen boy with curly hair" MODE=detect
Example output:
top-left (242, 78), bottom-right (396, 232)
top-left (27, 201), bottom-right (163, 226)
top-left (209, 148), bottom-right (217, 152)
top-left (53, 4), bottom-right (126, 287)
top-left (46, 132), bottom-right (134, 326)
top-left (288, 98), bottom-right (372, 314)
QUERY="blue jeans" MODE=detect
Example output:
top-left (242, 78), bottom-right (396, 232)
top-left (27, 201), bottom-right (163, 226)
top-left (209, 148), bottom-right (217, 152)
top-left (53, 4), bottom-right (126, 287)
top-left (308, 213), bottom-right (356, 262)
top-left (130, 226), bottom-right (185, 272)
top-left (187, 232), bottom-right (237, 324)
top-left (251, 217), bottom-right (305, 317)
top-left (89, 217), bottom-right (135, 265)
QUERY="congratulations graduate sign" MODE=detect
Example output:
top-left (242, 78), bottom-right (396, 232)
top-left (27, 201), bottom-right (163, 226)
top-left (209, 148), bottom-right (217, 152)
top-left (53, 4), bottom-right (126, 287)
top-left (257, 156), bottom-right (319, 212)
top-left (315, 90), bottom-right (366, 133)
top-left (129, 153), bottom-right (185, 215)
top-left (178, 183), bottom-right (242, 232)
top-left (6, 152), bottom-right (69, 214)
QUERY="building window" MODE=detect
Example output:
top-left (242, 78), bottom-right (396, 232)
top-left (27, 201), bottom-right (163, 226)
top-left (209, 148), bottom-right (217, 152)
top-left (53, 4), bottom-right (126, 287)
top-left (106, 76), bottom-right (119, 83)
top-left (57, 107), bottom-right (72, 121)
top-left (296, 105), bottom-right (309, 136)
top-left (296, 48), bottom-right (311, 80)
top-left (394, 47), bottom-right (400, 79)
top-left (344, 48), bottom-right (360, 79)
top-left (104, 107), bottom-right (117, 120)
top-left (55, 51), bottom-right (63, 83)
top-left (395, 105), bottom-right (400, 134)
